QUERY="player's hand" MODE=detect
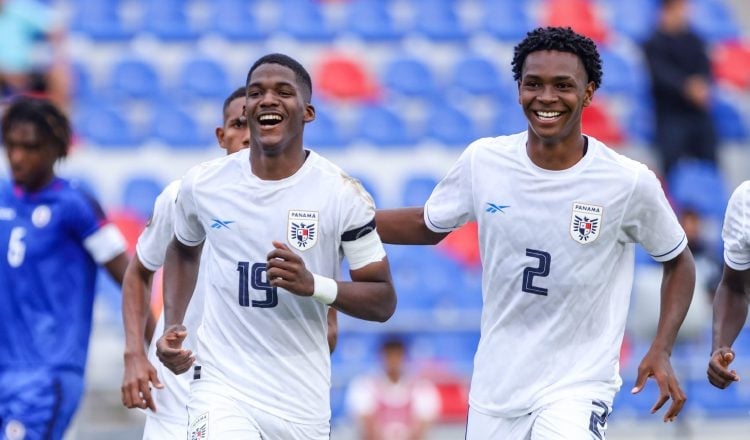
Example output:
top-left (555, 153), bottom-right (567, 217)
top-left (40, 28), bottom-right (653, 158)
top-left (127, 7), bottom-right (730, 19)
top-left (266, 241), bottom-right (314, 296)
top-left (707, 347), bottom-right (740, 389)
top-left (121, 351), bottom-right (163, 411)
top-left (631, 348), bottom-right (686, 423)
top-left (156, 324), bottom-right (195, 374)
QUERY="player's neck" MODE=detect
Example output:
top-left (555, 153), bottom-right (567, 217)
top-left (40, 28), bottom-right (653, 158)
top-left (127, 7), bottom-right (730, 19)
top-left (249, 147), bottom-right (308, 181)
top-left (526, 134), bottom-right (587, 171)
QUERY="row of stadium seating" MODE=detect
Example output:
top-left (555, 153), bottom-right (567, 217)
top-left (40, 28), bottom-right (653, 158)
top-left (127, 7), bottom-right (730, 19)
top-left (67, 0), bottom-right (742, 44)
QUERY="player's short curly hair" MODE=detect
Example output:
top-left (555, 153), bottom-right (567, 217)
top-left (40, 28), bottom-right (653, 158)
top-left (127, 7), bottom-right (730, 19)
top-left (511, 27), bottom-right (603, 90)
top-left (246, 53), bottom-right (313, 103)
top-left (1, 96), bottom-right (72, 158)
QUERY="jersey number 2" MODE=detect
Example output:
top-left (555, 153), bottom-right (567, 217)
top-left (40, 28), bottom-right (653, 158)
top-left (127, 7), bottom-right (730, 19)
top-left (522, 248), bottom-right (550, 296)
top-left (237, 262), bottom-right (278, 308)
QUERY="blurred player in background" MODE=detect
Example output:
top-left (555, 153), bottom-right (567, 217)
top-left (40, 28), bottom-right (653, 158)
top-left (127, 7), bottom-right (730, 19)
top-left (346, 335), bottom-right (441, 440)
top-left (155, 53), bottom-right (395, 439)
top-left (707, 181), bottom-right (750, 389)
top-left (120, 87), bottom-right (251, 437)
top-left (0, 96), bottom-right (128, 439)
top-left (376, 27), bottom-right (696, 439)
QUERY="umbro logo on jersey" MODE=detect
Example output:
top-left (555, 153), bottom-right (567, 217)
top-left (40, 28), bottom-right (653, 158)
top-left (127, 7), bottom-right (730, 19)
top-left (485, 203), bottom-right (510, 214)
top-left (0, 207), bottom-right (16, 220)
top-left (210, 219), bottom-right (235, 229)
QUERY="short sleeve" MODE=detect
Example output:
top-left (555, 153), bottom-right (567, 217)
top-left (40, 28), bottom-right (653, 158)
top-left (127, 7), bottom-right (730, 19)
top-left (339, 175), bottom-right (377, 239)
top-left (173, 166), bottom-right (206, 246)
top-left (135, 181), bottom-right (180, 271)
top-left (723, 181), bottom-right (750, 270)
top-left (424, 142), bottom-right (476, 233)
top-left (621, 168), bottom-right (687, 262)
top-left (66, 188), bottom-right (126, 264)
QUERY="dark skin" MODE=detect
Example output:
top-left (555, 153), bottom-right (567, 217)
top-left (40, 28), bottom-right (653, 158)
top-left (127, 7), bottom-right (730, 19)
top-left (376, 49), bottom-right (696, 423)
top-left (707, 264), bottom-right (750, 388)
top-left (157, 62), bottom-right (394, 374)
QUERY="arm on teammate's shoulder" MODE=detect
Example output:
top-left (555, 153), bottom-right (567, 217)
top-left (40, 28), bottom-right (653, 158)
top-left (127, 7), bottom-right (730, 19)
top-left (375, 207), bottom-right (448, 245)
top-left (332, 257), bottom-right (396, 323)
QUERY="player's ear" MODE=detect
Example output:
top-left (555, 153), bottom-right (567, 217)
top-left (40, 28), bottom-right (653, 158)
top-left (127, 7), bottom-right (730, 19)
top-left (583, 82), bottom-right (595, 107)
top-left (215, 127), bottom-right (226, 149)
top-left (304, 103), bottom-right (315, 123)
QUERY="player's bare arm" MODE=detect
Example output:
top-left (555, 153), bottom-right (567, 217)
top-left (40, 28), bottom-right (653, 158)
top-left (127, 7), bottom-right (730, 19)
top-left (266, 241), bottom-right (396, 322)
top-left (157, 238), bottom-right (202, 374)
top-left (708, 264), bottom-right (750, 388)
top-left (104, 251), bottom-right (130, 285)
top-left (375, 207), bottom-right (448, 245)
top-left (121, 256), bottom-right (163, 411)
top-left (632, 247), bottom-right (695, 422)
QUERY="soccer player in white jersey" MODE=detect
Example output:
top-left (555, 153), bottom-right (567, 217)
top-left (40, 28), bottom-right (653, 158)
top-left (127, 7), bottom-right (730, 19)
top-left (707, 180), bottom-right (750, 389)
top-left (376, 27), bottom-right (696, 439)
top-left (120, 87), bottom-right (252, 437)
top-left (155, 53), bottom-right (396, 439)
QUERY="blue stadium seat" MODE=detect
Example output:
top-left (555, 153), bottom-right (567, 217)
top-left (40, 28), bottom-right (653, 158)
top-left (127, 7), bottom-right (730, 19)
top-left (412, 0), bottom-right (468, 42)
top-left (70, 62), bottom-right (93, 100)
top-left (277, 0), bottom-right (336, 41)
top-left (711, 94), bottom-right (749, 143)
top-left (381, 56), bottom-right (439, 99)
top-left (210, 0), bottom-right (269, 41)
top-left (355, 105), bottom-right (413, 147)
top-left (75, 103), bottom-right (141, 148)
top-left (602, 0), bottom-right (658, 43)
top-left (400, 175), bottom-right (438, 207)
top-left (143, 0), bottom-right (201, 41)
top-left (424, 106), bottom-right (478, 146)
top-left (684, 378), bottom-right (750, 417)
top-left (150, 105), bottom-right (212, 148)
top-left (667, 160), bottom-right (729, 220)
top-left (177, 58), bottom-right (230, 100)
top-left (598, 47), bottom-right (648, 97)
top-left (70, 0), bottom-right (135, 41)
top-left (492, 104), bottom-right (528, 136)
top-left (305, 107), bottom-right (349, 149)
top-left (345, 0), bottom-right (404, 41)
top-left (690, 0), bottom-right (741, 42)
top-left (109, 58), bottom-right (161, 100)
top-left (481, 0), bottom-right (536, 42)
top-left (121, 176), bottom-right (165, 219)
top-left (450, 55), bottom-right (504, 96)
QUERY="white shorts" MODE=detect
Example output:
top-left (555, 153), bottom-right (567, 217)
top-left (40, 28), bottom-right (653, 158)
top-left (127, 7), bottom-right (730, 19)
top-left (186, 384), bottom-right (330, 440)
top-left (142, 413), bottom-right (187, 440)
top-left (466, 398), bottom-right (612, 440)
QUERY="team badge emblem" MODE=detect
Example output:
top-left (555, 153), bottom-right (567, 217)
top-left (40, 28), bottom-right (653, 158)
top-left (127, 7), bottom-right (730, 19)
top-left (190, 412), bottom-right (209, 440)
top-left (570, 202), bottom-right (603, 244)
top-left (31, 205), bottom-right (51, 228)
top-left (288, 210), bottom-right (319, 251)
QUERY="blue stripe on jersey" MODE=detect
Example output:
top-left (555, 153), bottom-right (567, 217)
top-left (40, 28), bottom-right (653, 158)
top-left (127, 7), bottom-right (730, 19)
top-left (341, 218), bottom-right (376, 242)
top-left (0, 177), bottom-right (109, 371)
top-left (651, 234), bottom-right (686, 259)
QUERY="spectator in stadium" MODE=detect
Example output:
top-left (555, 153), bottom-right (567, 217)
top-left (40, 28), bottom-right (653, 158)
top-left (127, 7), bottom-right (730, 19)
top-left (155, 53), bottom-right (395, 439)
top-left (642, 0), bottom-right (718, 179)
top-left (0, 0), bottom-right (71, 109)
top-left (375, 26), bottom-right (696, 439)
top-left (707, 181), bottom-right (750, 389)
top-left (0, 96), bottom-right (129, 439)
top-left (346, 335), bottom-right (441, 440)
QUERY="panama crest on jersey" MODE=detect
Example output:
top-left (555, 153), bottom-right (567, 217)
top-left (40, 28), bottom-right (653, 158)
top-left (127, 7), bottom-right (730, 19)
top-left (570, 202), bottom-right (603, 244)
top-left (288, 210), bottom-right (319, 251)
top-left (189, 412), bottom-right (209, 439)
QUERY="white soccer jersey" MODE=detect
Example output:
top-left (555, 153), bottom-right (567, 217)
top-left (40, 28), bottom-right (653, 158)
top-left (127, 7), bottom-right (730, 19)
top-left (137, 180), bottom-right (207, 424)
top-left (722, 181), bottom-right (750, 271)
top-left (424, 132), bottom-right (687, 417)
top-left (174, 148), bottom-right (378, 424)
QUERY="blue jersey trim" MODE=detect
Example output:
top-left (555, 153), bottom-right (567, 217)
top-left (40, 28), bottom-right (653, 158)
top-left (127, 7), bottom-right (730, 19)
top-left (651, 235), bottom-right (686, 259)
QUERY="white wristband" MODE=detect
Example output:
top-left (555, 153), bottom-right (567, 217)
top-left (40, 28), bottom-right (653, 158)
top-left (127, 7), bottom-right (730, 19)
top-left (311, 274), bottom-right (338, 305)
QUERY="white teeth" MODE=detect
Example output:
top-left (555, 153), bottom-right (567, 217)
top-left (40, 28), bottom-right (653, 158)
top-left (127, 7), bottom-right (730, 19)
top-left (536, 111), bottom-right (561, 119)
top-left (259, 114), bottom-right (282, 122)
